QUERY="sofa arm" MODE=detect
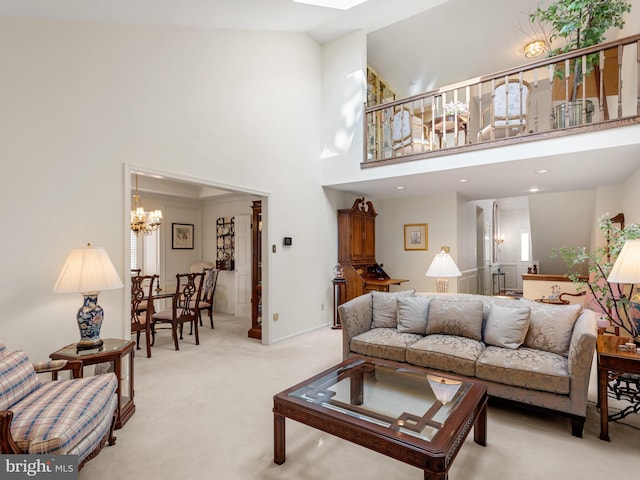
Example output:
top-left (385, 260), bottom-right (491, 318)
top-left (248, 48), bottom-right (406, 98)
top-left (567, 308), bottom-right (598, 415)
top-left (338, 293), bottom-right (373, 360)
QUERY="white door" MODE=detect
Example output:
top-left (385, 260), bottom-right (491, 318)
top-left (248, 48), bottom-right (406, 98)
top-left (234, 214), bottom-right (251, 317)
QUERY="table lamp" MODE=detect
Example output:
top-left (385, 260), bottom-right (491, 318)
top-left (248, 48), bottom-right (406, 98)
top-left (426, 246), bottom-right (461, 293)
top-left (607, 238), bottom-right (640, 345)
top-left (53, 243), bottom-right (124, 350)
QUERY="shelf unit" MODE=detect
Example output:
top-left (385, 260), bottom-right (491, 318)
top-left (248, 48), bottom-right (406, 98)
top-left (216, 217), bottom-right (235, 270)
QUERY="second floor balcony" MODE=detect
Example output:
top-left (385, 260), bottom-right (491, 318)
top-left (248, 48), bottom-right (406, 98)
top-left (364, 34), bottom-right (640, 166)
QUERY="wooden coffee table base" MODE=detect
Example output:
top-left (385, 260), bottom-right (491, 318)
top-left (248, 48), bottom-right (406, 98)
top-left (273, 358), bottom-right (487, 479)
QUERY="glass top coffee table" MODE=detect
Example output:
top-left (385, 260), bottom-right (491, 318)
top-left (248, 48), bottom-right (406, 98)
top-left (273, 356), bottom-right (487, 479)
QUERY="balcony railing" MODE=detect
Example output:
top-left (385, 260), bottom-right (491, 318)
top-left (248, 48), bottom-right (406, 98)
top-left (364, 34), bottom-right (640, 166)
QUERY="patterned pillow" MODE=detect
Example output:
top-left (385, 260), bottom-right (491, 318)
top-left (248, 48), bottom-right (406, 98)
top-left (426, 299), bottom-right (483, 340)
top-left (397, 296), bottom-right (430, 334)
top-left (484, 304), bottom-right (531, 349)
top-left (371, 289), bottom-right (415, 329)
top-left (0, 350), bottom-right (41, 411)
top-left (521, 300), bottom-right (582, 356)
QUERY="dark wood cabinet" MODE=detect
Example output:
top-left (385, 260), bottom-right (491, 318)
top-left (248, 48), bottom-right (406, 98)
top-left (338, 198), bottom-right (408, 303)
top-left (248, 200), bottom-right (262, 340)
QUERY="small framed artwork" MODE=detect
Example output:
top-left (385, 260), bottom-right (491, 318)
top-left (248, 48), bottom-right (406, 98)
top-left (404, 224), bottom-right (428, 251)
top-left (172, 223), bottom-right (194, 250)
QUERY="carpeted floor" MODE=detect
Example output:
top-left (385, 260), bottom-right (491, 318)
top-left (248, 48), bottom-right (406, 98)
top-left (79, 313), bottom-right (640, 480)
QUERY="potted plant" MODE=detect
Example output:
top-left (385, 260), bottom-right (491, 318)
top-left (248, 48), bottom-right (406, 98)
top-left (529, 0), bottom-right (632, 127)
top-left (552, 214), bottom-right (640, 337)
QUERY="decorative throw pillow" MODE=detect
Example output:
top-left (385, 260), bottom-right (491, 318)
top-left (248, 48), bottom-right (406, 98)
top-left (397, 296), bottom-right (430, 334)
top-left (371, 289), bottom-right (415, 329)
top-left (484, 304), bottom-right (531, 349)
top-left (0, 350), bottom-right (40, 411)
top-left (521, 300), bottom-right (582, 356)
top-left (425, 299), bottom-right (483, 340)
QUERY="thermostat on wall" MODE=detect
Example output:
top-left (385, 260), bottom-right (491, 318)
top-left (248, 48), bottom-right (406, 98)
top-left (283, 237), bottom-right (292, 246)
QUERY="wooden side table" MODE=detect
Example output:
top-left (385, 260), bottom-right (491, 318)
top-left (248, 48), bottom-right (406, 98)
top-left (596, 335), bottom-right (640, 441)
top-left (50, 338), bottom-right (136, 429)
top-left (332, 278), bottom-right (347, 329)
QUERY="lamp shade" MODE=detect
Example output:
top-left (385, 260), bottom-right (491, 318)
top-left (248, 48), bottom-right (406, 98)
top-left (427, 375), bottom-right (462, 405)
top-left (426, 250), bottom-right (462, 278)
top-left (607, 239), bottom-right (640, 284)
top-left (53, 244), bottom-right (123, 293)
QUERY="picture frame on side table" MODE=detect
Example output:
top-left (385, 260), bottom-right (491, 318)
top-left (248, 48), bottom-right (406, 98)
top-left (172, 223), bottom-right (194, 249)
top-left (404, 224), bottom-right (428, 251)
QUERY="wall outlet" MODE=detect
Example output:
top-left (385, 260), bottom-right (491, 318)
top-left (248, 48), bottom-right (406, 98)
top-left (273, 313), bottom-right (279, 321)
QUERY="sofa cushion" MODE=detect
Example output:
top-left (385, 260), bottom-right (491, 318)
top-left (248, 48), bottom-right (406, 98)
top-left (425, 299), bottom-right (483, 340)
top-left (476, 346), bottom-right (570, 395)
top-left (406, 334), bottom-right (485, 377)
top-left (484, 304), bottom-right (531, 349)
top-left (397, 296), bottom-right (430, 334)
top-left (520, 300), bottom-right (582, 356)
top-left (371, 290), bottom-right (415, 329)
top-left (9, 373), bottom-right (118, 459)
top-left (350, 328), bottom-right (422, 362)
top-left (0, 350), bottom-right (41, 411)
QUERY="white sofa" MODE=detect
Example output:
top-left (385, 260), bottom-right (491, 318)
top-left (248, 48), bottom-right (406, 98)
top-left (338, 291), bottom-right (598, 437)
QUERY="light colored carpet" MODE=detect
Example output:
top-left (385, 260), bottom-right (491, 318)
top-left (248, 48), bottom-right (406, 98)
top-left (80, 314), bottom-right (640, 480)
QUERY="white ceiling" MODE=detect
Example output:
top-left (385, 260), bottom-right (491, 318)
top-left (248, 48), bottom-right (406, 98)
top-left (4, 0), bottom-right (639, 201)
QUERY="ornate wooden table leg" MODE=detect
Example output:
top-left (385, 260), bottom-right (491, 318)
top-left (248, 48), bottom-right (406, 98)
top-left (274, 412), bottom-right (286, 464)
top-left (599, 367), bottom-right (611, 441)
top-left (474, 396), bottom-right (488, 446)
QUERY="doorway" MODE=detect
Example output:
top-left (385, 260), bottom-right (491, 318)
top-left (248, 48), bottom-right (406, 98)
top-left (125, 165), bottom-right (270, 344)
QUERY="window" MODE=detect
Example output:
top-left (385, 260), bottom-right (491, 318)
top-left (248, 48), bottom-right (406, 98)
top-left (130, 231), bottom-right (138, 270)
top-left (520, 232), bottom-right (530, 262)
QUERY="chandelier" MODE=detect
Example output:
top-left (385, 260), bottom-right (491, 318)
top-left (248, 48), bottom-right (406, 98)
top-left (131, 175), bottom-right (162, 236)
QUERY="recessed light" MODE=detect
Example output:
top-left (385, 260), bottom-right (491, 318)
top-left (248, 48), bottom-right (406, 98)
top-left (535, 169), bottom-right (550, 174)
top-left (395, 186), bottom-right (405, 190)
top-left (529, 187), bottom-right (540, 193)
top-left (458, 179), bottom-right (469, 183)
top-left (293, 0), bottom-right (368, 9)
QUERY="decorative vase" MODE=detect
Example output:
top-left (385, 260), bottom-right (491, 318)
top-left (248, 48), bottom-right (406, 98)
top-left (76, 293), bottom-right (104, 350)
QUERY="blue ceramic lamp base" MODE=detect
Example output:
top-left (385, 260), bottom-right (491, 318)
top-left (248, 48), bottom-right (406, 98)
top-left (76, 293), bottom-right (104, 350)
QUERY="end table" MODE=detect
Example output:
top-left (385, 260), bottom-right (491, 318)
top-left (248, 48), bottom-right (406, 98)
top-left (50, 338), bottom-right (135, 429)
top-left (596, 335), bottom-right (640, 441)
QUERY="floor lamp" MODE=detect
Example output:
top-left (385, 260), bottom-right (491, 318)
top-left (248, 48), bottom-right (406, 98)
top-left (426, 246), bottom-right (461, 293)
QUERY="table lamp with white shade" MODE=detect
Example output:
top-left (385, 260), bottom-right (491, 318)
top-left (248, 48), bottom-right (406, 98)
top-left (53, 243), bottom-right (124, 350)
top-left (607, 238), bottom-right (640, 345)
top-left (426, 246), bottom-right (462, 293)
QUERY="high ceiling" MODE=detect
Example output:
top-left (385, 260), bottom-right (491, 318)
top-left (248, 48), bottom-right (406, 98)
top-left (3, 0), bottom-right (639, 201)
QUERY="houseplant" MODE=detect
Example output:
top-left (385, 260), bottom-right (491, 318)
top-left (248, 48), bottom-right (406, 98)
top-left (552, 214), bottom-right (640, 336)
top-left (529, 0), bottom-right (632, 126)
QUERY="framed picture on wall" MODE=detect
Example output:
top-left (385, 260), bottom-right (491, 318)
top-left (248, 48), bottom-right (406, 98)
top-left (172, 223), bottom-right (194, 249)
top-left (404, 224), bottom-right (428, 251)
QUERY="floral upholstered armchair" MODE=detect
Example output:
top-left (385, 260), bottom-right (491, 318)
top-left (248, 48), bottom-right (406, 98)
top-left (0, 340), bottom-right (118, 469)
top-left (478, 79), bottom-right (530, 140)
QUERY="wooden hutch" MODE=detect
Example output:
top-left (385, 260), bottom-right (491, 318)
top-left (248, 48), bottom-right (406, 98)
top-left (248, 200), bottom-right (262, 339)
top-left (338, 198), bottom-right (408, 303)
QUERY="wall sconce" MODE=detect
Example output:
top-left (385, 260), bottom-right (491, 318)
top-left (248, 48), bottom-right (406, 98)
top-left (494, 235), bottom-right (505, 245)
top-left (524, 40), bottom-right (546, 58)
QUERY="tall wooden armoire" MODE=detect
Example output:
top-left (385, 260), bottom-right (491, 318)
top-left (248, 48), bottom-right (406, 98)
top-left (338, 198), bottom-right (408, 303)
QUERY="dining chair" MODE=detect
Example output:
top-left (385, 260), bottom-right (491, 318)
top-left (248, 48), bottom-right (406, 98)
top-left (190, 267), bottom-right (219, 331)
top-left (131, 274), bottom-right (158, 358)
top-left (151, 272), bottom-right (204, 350)
top-left (478, 79), bottom-right (530, 140)
top-left (131, 268), bottom-right (142, 276)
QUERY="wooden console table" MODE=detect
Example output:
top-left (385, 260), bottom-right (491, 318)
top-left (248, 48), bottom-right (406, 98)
top-left (50, 338), bottom-right (136, 429)
top-left (596, 335), bottom-right (640, 441)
